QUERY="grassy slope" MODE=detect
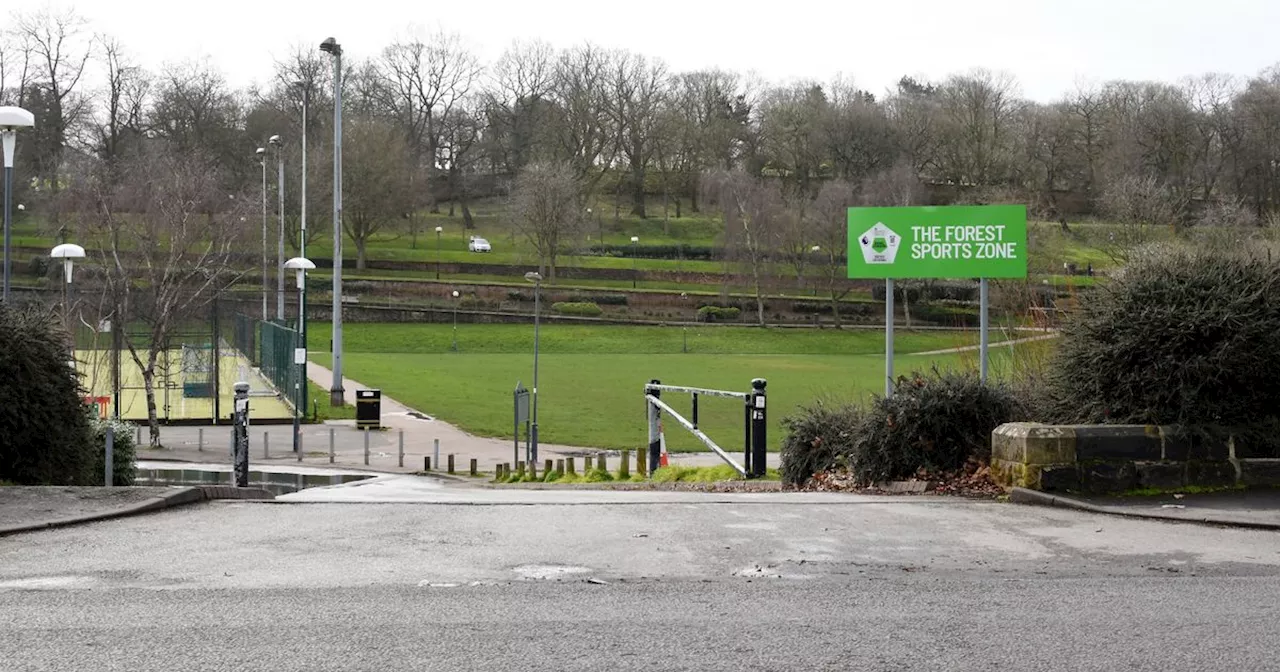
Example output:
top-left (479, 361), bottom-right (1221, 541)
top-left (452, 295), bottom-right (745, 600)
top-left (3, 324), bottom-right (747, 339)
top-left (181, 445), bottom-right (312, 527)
top-left (306, 323), bottom-right (1035, 451)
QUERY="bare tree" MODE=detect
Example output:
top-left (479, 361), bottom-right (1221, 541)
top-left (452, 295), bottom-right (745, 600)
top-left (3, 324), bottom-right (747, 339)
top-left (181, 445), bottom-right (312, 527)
top-left (702, 171), bottom-right (783, 326)
top-left (342, 119), bottom-right (414, 269)
top-left (94, 37), bottom-right (149, 169)
top-left (860, 161), bottom-right (926, 325)
top-left (509, 161), bottom-right (583, 281)
top-left (1098, 174), bottom-right (1188, 260)
top-left (611, 52), bottom-right (667, 217)
top-left (935, 69), bottom-right (1021, 186)
top-left (547, 44), bottom-right (618, 202)
top-left (809, 179), bottom-right (858, 325)
top-left (67, 143), bottom-right (249, 447)
top-left (482, 39), bottom-right (557, 175)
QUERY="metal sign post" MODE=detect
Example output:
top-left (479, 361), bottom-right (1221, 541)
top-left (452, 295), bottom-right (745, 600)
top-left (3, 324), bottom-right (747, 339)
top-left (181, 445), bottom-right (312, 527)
top-left (232, 382), bottom-right (250, 487)
top-left (514, 381), bottom-right (530, 468)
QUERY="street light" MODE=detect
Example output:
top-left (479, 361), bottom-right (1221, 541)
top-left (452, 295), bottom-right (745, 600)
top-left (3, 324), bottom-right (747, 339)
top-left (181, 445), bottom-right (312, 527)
top-left (269, 134), bottom-right (286, 321)
top-left (1, 106), bottom-right (35, 302)
top-left (435, 226), bottom-right (443, 280)
top-left (451, 289), bottom-right (460, 352)
top-left (293, 81), bottom-right (310, 417)
top-left (256, 146), bottom-right (268, 320)
top-left (284, 256), bottom-right (316, 454)
top-left (811, 245), bottom-right (821, 296)
top-left (50, 243), bottom-right (85, 361)
top-left (630, 235), bottom-right (639, 289)
top-left (524, 270), bottom-right (542, 464)
top-left (320, 36), bottom-right (345, 406)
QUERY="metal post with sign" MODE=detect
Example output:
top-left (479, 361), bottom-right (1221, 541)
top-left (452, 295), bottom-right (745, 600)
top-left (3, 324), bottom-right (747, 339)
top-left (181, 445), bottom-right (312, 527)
top-left (847, 205), bottom-right (1028, 395)
top-left (513, 381), bottom-right (530, 467)
top-left (232, 382), bottom-right (250, 487)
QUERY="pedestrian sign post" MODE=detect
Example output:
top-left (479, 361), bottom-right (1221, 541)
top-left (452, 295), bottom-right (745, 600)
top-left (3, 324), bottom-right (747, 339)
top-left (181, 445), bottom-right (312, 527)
top-left (847, 205), bottom-right (1028, 394)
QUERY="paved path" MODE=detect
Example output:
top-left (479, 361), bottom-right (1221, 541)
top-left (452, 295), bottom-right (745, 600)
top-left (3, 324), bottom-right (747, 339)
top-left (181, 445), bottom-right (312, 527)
top-left (909, 332), bottom-right (1060, 356)
top-left (140, 361), bottom-right (773, 476)
top-left (2, 498), bottom-right (1278, 670)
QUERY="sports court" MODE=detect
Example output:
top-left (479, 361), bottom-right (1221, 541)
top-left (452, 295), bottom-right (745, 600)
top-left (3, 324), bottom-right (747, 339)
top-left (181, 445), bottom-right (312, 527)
top-left (77, 344), bottom-right (293, 423)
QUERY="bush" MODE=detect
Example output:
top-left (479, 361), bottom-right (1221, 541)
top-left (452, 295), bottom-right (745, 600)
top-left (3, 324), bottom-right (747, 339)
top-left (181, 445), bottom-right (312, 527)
top-left (27, 255), bottom-right (49, 278)
top-left (697, 305), bottom-right (741, 322)
top-left (1046, 247), bottom-right (1280, 433)
top-left (780, 369), bottom-right (1025, 486)
top-left (0, 304), bottom-right (96, 485)
top-left (551, 302), bottom-right (603, 317)
top-left (90, 416), bottom-right (137, 486)
top-left (585, 244), bottom-right (718, 261)
top-left (506, 290), bottom-right (529, 302)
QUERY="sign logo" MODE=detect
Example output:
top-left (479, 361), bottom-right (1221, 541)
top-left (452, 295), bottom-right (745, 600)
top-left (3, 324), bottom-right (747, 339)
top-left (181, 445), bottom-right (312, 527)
top-left (858, 222), bottom-right (901, 265)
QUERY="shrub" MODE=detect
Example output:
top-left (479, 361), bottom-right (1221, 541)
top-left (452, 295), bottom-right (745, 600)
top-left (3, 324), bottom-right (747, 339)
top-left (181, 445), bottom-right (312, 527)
top-left (1046, 247), bottom-right (1280, 434)
top-left (585, 244), bottom-right (718, 261)
top-left (90, 416), bottom-right (138, 486)
top-left (0, 304), bottom-right (96, 485)
top-left (551, 302), bottom-right (603, 317)
top-left (696, 305), bottom-right (741, 322)
top-left (780, 369), bottom-right (1025, 486)
top-left (506, 290), bottom-right (529, 302)
top-left (27, 255), bottom-right (49, 278)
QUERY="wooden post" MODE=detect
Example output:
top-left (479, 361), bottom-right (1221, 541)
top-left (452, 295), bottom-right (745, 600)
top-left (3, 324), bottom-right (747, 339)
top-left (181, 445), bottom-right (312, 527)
top-left (636, 446), bottom-right (647, 477)
top-left (470, 458), bottom-right (478, 476)
top-left (544, 459), bottom-right (553, 476)
top-left (598, 454), bottom-right (608, 472)
top-left (529, 459), bottom-right (538, 480)
top-left (424, 456), bottom-right (431, 471)
top-left (517, 461), bottom-right (526, 479)
top-left (619, 450), bottom-right (630, 479)
top-left (555, 458), bottom-right (564, 474)
top-left (567, 457), bottom-right (576, 475)
top-left (447, 454), bottom-right (455, 474)
top-left (583, 456), bottom-right (593, 472)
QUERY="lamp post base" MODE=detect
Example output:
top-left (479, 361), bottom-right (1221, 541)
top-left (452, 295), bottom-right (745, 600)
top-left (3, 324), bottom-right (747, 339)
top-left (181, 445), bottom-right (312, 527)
top-left (329, 387), bottom-right (345, 407)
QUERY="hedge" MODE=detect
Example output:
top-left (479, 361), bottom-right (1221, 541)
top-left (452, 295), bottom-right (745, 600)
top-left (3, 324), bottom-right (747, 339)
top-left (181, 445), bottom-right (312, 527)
top-left (585, 244), bottom-right (718, 261)
top-left (697, 305), bottom-right (741, 322)
top-left (551, 302), bottom-right (604, 317)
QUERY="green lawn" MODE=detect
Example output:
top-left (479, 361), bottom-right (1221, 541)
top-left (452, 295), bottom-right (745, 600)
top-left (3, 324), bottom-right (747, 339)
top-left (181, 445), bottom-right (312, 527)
top-left (308, 323), bottom-right (1037, 451)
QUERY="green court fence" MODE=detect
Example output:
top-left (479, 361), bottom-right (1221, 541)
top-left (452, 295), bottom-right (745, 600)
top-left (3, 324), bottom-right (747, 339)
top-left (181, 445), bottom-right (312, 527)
top-left (257, 318), bottom-right (306, 418)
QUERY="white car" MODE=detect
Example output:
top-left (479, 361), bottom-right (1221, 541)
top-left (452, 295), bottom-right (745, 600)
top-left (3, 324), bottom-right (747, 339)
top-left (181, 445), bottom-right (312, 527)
top-left (468, 236), bottom-right (492, 253)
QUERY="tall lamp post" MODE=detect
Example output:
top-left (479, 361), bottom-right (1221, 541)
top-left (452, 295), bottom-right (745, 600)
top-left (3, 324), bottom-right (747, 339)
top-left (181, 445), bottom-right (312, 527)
top-left (1, 106), bottom-right (34, 303)
top-left (256, 146), bottom-right (268, 320)
top-left (630, 236), bottom-right (639, 288)
top-left (50, 243), bottom-right (85, 362)
top-left (320, 36), bottom-right (345, 406)
top-left (451, 289), bottom-right (460, 351)
top-left (524, 271), bottom-right (542, 464)
top-left (435, 226), bottom-right (443, 280)
top-left (284, 256), bottom-right (315, 454)
top-left (811, 245), bottom-right (821, 296)
top-left (269, 134), bottom-right (286, 320)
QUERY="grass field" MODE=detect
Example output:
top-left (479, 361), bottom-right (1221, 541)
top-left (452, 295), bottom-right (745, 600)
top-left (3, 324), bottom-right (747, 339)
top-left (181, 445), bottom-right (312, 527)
top-left (77, 347), bottom-right (293, 422)
top-left (310, 323), bottom-right (1046, 451)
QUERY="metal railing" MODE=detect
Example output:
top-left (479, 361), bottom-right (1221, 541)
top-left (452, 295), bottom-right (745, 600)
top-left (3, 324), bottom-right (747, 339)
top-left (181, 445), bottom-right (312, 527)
top-left (643, 379), bottom-right (767, 479)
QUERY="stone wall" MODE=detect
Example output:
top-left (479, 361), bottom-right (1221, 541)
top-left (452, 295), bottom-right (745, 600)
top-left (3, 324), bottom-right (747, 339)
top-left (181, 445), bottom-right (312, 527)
top-left (992, 423), bottom-right (1280, 493)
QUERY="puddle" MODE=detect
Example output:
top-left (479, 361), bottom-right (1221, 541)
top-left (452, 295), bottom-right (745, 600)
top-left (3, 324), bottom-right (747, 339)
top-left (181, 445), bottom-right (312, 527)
top-left (511, 564), bottom-right (592, 580)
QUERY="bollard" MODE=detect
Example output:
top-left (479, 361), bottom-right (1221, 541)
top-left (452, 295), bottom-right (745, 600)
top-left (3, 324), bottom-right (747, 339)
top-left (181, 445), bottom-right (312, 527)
top-left (104, 425), bottom-right (114, 487)
top-left (619, 450), bottom-right (630, 479)
top-left (424, 456), bottom-right (432, 471)
top-left (398, 430), bottom-right (405, 468)
top-left (232, 382), bottom-right (250, 487)
top-left (135, 424), bottom-right (142, 447)
top-left (517, 461), bottom-right (526, 479)
top-left (198, 427), bottom-right (204, 453)
top-left (583, 456), bottom-right (593, 472)
top-left (328, 427), bottom-right (335, 464)
top-left (555, 458), bottom-right (564, 475)
top-left (647, 379), bottom-right (662, 478)
top-left (636, 445), bottom-right (647, 477)
top-left (750, 378), bottom-right (767, 479)
top-left (470, 458), bottom-right (478, 477)
top-left (297, 428), bottom-right (303, 462)
top-left (447, 454), bottom-right (455, 474)
top-left (597, 454), bottom-right (608, 472)
top-left (494, 463), bottom-right (503, 480)
top-left (529, 460), bottom-right (537, 480)
top-left (566, 457), bottom-right (576, 475)
top-left (433, 438), bottom-right (440, 470)
top-left (364, 428), bottom-right (370, 466)
top-left (544, 459), bottom-right (553, 476)
top-left (264, 431), bottom-right (270, 459)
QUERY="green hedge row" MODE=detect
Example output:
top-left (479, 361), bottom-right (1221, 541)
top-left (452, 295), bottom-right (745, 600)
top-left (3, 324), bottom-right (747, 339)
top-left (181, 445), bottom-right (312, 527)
top-left (697, 305), bottom-right (741, 322)
top-left (551, 302), bottom-right (604, 317)
top-left (585, 244), bottom-right (718, 261)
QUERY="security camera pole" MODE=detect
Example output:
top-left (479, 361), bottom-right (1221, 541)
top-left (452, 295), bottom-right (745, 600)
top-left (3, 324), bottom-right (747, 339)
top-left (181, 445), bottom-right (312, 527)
top-left (524, 271), bottom-right (542, 463)
top-left (0, 106), bottom-right (35, 302)
top-left (320, 36), bottom-right (345, 406)
top-left (285, 257), bottom-right (316, 455)
top-left (269, 134), bottom-right (286, 320)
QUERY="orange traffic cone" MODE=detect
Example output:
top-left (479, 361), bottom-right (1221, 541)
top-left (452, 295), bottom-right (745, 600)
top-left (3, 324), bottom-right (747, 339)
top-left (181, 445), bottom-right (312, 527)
top-left (658, 419), bottom-right (669, 467)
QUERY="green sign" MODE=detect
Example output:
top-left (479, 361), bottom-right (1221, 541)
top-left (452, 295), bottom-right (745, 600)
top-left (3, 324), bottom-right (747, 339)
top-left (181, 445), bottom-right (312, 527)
top-left (847, 205), bottom-right (1028, 279)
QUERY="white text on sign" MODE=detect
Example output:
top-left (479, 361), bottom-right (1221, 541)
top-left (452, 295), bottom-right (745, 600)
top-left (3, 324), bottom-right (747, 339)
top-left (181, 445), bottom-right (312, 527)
top-left (909, 225), bottom-right (1018, 260)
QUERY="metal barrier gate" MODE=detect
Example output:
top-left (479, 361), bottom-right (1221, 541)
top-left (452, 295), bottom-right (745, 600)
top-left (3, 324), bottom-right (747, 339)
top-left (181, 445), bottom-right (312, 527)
top-left (644, 378), bottom-right (767, 478)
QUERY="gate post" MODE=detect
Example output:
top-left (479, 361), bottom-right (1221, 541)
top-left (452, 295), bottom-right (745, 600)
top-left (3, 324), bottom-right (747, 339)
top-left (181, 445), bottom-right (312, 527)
top-left (749, 378), bottom-right (767, 478)
top-left (647, 379), bottom-right (661, 477)
top-left (232, 382), bottom-right (250, 487)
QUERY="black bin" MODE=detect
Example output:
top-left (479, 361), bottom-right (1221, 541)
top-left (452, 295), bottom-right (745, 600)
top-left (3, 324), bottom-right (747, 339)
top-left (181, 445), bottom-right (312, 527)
top-left (356, 389), bottom-right (381, 430)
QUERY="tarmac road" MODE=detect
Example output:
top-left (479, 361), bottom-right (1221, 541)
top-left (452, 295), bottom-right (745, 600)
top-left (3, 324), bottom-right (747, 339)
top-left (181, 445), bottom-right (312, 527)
top-left (2, 498), bottom-right (1279, 671)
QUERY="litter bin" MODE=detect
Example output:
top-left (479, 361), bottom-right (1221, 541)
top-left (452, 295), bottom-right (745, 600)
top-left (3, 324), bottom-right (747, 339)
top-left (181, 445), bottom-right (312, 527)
top-left (356, 389), bottom-right (381, 430)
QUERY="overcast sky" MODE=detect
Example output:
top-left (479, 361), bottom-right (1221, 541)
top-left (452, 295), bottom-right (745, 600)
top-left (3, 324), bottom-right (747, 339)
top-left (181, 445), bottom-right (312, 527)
top-left (71, 0), bottom-right (1280, 101)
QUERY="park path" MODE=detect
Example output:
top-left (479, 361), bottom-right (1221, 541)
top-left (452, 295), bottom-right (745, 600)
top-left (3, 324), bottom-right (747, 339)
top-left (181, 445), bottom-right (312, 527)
top-left (908, 333), bottom-right (1060, 356)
